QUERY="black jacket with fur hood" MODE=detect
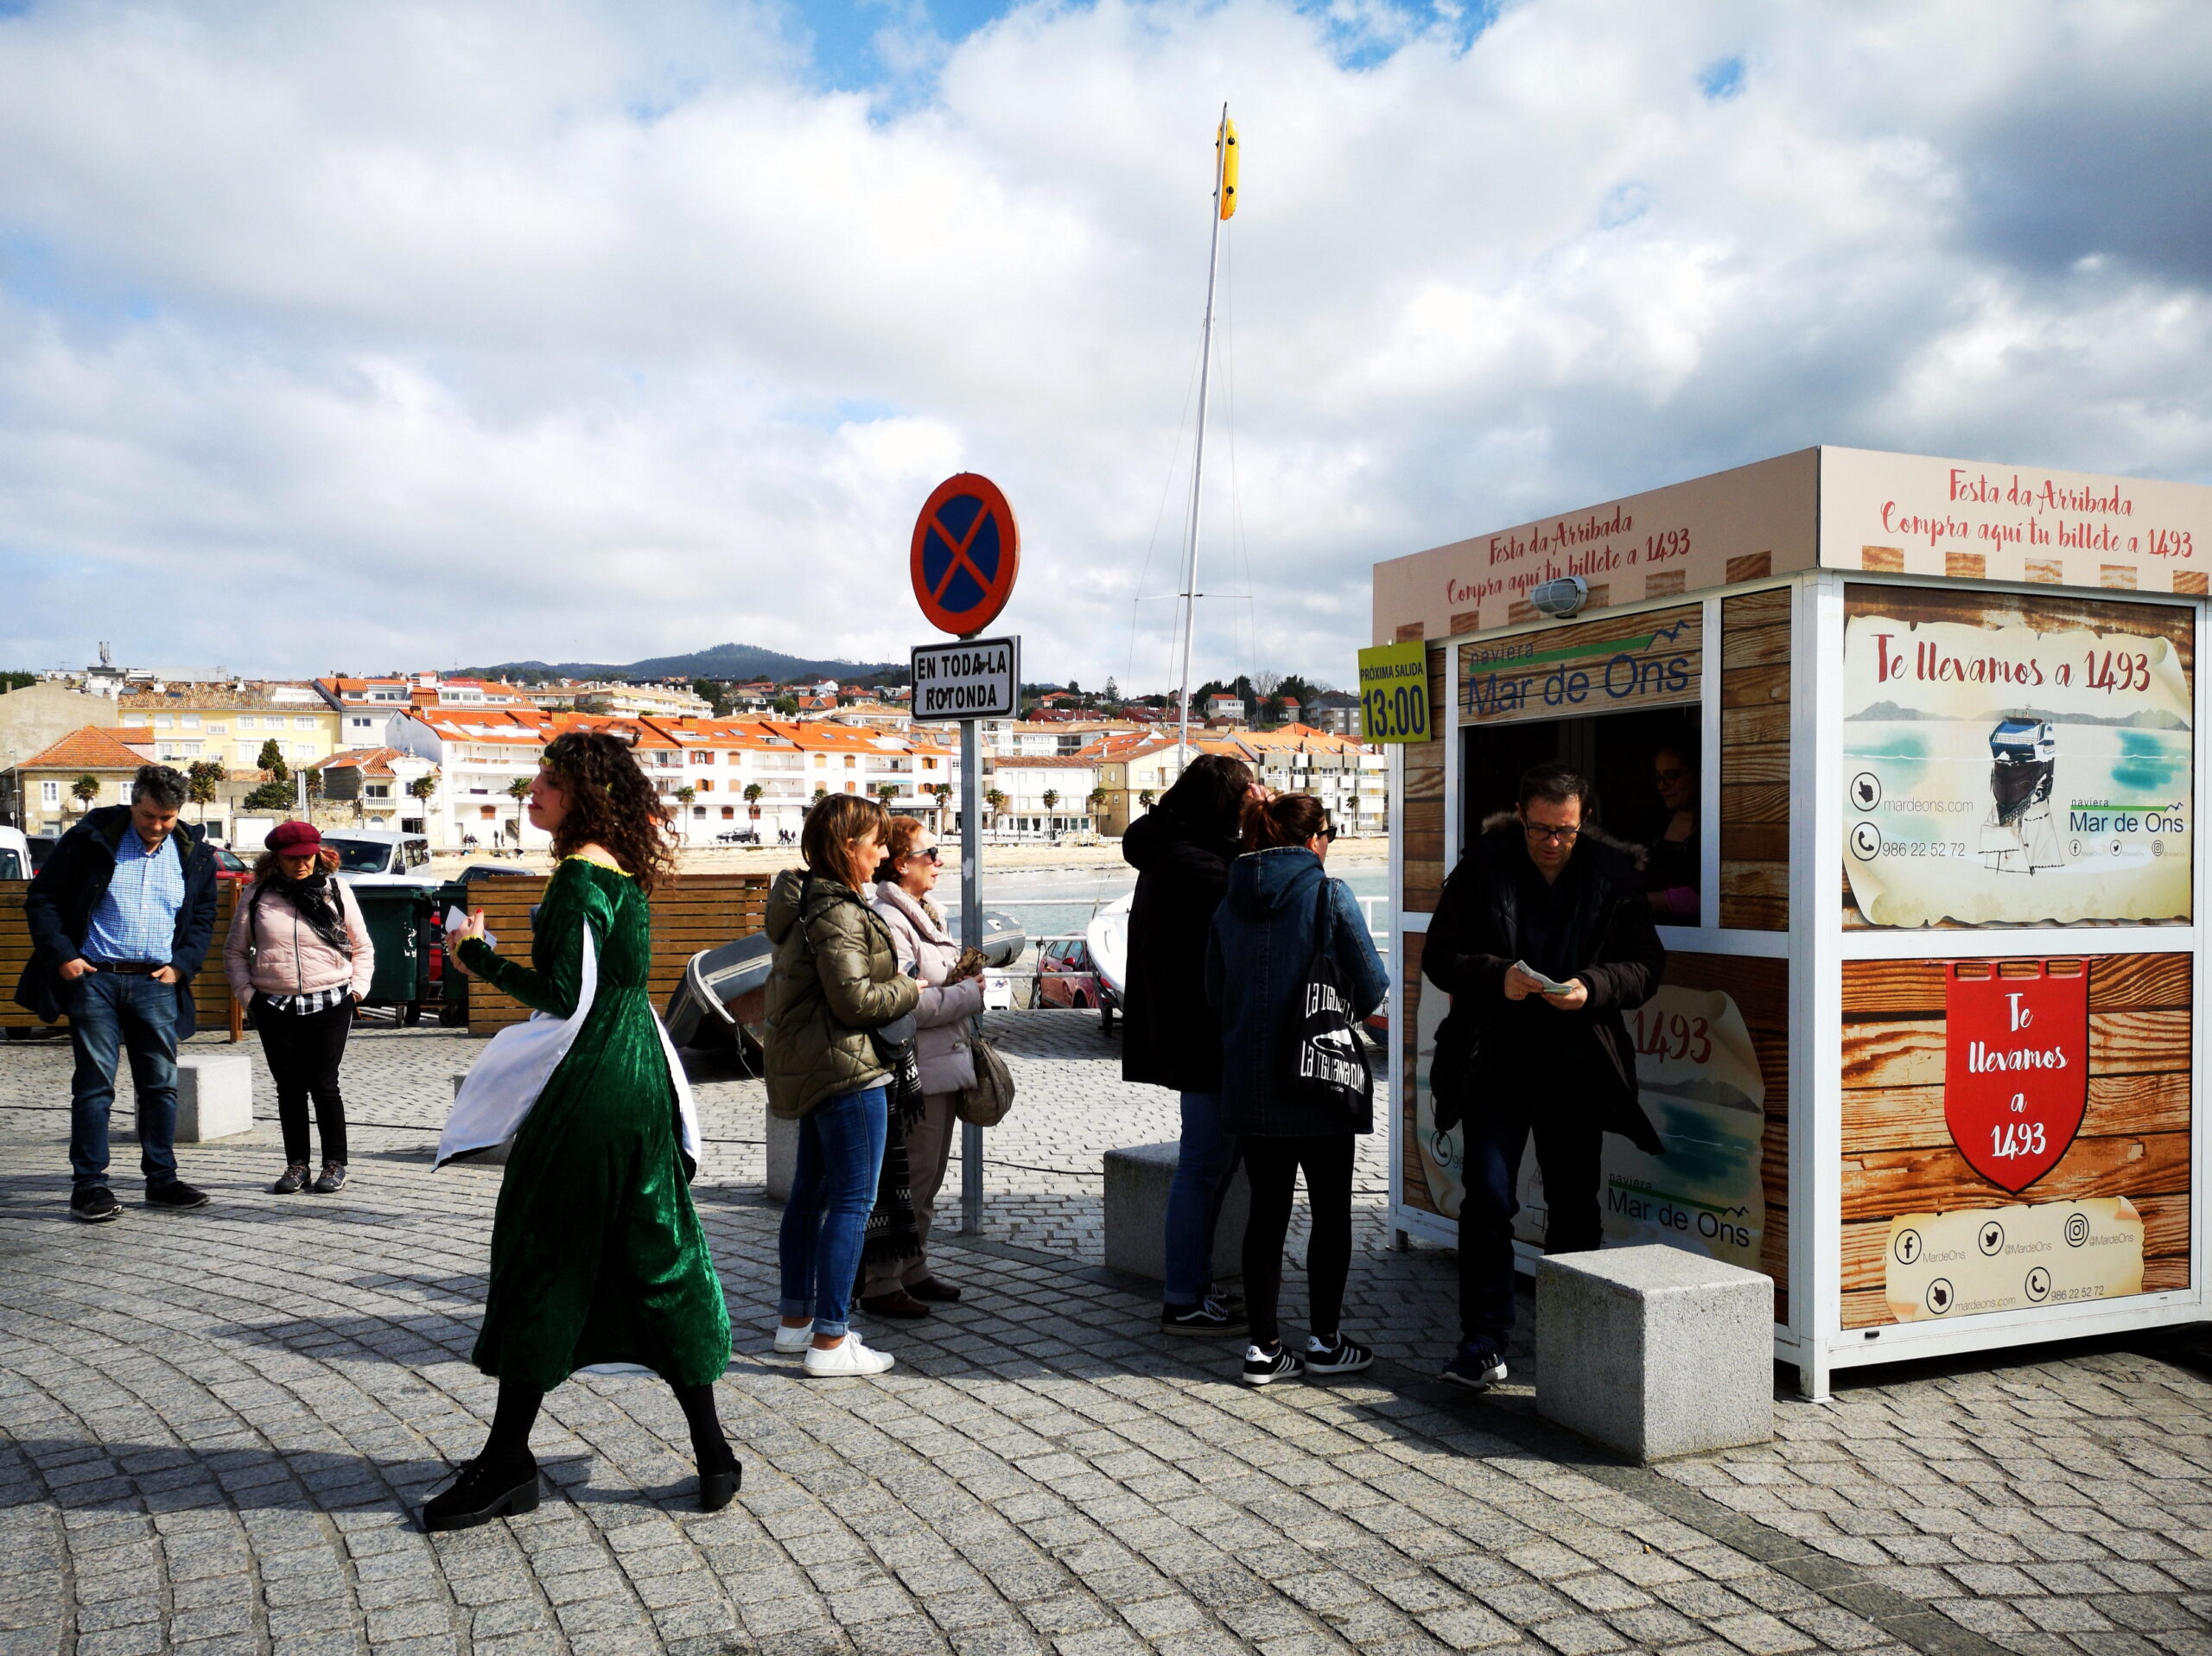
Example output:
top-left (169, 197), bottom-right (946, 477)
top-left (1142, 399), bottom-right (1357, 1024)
top-left (1421, 812), bottom-right (1666, 1152)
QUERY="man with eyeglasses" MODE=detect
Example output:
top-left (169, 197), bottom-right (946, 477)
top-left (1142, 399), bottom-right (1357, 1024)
top-left (1421, 760), bottom-right (1665, 1390)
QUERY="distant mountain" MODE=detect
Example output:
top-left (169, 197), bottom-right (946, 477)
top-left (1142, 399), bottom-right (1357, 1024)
top-left (465, 643), bottom-right (900, 683)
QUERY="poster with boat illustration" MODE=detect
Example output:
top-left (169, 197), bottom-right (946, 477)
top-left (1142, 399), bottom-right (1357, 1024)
top-left (1841, 587), bottom-right (2194, 928)
top-left (1412, 982), bottom-right (1769, 1277)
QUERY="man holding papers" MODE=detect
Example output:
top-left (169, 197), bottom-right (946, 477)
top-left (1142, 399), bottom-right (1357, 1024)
top-left (1421, 761), bottom-right (1667, 1391)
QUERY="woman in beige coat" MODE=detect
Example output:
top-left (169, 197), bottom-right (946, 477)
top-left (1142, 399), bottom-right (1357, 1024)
top-left (861, 818), bottom-right (986, 1317)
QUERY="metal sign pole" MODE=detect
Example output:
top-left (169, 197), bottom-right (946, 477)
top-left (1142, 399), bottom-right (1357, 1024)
top-left (959, 713), bottom-right (983, 1234)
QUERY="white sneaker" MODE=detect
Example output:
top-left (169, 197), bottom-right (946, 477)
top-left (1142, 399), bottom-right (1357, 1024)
top-left (803, 1333), bottom-right (895, 1378)
top-left (773, 1320), bottom-right (815, 1354)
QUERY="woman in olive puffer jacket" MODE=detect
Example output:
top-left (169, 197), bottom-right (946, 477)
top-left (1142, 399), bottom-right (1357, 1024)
top-left (764, 796), bottom-right (919, 1378)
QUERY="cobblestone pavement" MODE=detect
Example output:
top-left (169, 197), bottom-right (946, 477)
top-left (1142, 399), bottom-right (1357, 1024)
top-left (0, 1014), bottom-right (2207, 1655)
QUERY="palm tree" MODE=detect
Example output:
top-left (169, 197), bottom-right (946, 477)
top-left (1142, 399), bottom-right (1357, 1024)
top-left (1138, 788), bottom-right (1155, 810)
top-left (874, 782), bottom-right (901, 806)
top-left (1087, 786), bottom-right (1108, 824)
top-left (742, 782), bottom-right (765, 817)
top-left (675, 784), bottom-right (697, 807)
top-left (983, 787), bottom-right (1007, 826)
top-left (1041, 789), bottom-right (1059, 815)
top-left (70, 773), bottom-right (101, 813)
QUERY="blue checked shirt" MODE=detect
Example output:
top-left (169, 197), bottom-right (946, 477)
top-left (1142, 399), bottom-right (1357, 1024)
top-left (83, 824), bottom-right (188, 966)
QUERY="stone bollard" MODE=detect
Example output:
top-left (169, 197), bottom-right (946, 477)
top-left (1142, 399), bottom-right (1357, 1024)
top-left (174, 1054), bottom-right (253, 1141)
top-left (1103, 1142), bottom-right (1249, 1285)
top-left (1536, 1244), bottom-right (1773, 1462)
top-left (447, 1075), bottom-right (512, 1165)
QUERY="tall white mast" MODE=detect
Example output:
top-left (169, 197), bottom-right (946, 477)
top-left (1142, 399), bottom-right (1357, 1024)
top-left (1175, 105), bottom-right (1232, 764)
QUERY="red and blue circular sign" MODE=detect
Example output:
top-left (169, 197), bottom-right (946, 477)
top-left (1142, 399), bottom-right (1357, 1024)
top-left (912, 473), bottom-right (1020, 637)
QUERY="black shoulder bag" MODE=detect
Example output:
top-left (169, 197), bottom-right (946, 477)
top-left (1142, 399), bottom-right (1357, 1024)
top-left (1282, 877), bottom-right (1373, 1126)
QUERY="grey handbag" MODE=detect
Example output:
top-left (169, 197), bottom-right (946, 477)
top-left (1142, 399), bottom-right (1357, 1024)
top-left (956, 1025), bottom-right (1015, 1126)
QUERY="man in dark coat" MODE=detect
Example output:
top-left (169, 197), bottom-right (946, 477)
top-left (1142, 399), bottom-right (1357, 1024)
top-left (1121, 752), bottom-right (1257, 1336)
top-left (1421, 760), bottom-right (1664, 1389)
top-left (16, 765), bottom-right (219, 1221)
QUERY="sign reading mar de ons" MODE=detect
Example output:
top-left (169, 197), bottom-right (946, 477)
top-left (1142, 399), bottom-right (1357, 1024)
top-left (1459, 603), bottom-right (1702, 727)
top-left (912, 636), bottom-right (1020, 723)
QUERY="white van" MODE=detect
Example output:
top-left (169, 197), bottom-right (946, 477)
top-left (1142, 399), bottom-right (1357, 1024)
top-left (321, 829), bottom-right (435, 886)
top-left (0, 825), bottom-right (29, 882)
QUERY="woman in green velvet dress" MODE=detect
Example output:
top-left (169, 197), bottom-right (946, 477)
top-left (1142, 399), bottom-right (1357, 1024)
top-left (424, 730), bottom-right (737, 1531)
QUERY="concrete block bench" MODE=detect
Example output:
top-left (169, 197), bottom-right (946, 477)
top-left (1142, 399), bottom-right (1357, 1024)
top-left (175, 1054), bottom-right (253, 1142)
top-left (1536, 1244), bottom-right (1772, 1462)
top-left (766, 1109), bottom-right (797, 1201)
top-left (1103, 1141), bottom-right (1249, 1285)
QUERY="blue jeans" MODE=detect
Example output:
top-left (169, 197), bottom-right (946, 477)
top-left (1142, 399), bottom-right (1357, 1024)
top-left (64, 972), bottom-right (181, 1192)
top-left (1162, 1090), bottom-right (1241, 1306)
top-left (778, 1087), bottom-right (888, 1338)
top-left (1458, 1103), bottom-right (1604, 1348)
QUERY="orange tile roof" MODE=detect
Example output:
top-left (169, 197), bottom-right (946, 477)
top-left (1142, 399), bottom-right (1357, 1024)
top-left (312, 746), bottom-right (409, 777)
top-left (21, 726), bottom-right (156, 771)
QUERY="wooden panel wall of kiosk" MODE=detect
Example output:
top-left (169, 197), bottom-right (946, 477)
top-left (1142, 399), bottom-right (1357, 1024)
top-left (1382, 568), bottom-right (2207, 1400)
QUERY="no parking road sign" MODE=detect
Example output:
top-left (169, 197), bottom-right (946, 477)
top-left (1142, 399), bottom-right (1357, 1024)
top-left (912, 473), bottom-right (1020, 637)
top-left (912, 636), bottom-right (1020, 722)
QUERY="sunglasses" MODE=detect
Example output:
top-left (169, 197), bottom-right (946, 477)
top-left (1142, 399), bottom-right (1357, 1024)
top-left (906, 846), bottom-right (943, 864)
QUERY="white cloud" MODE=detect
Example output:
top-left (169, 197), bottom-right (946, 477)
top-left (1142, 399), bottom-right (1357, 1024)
top-left (1, 0), bottom-right (2209, 688)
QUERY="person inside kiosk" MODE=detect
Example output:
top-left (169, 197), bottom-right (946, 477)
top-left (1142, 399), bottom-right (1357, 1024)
top-left (1643, 743), bottom-right (1699, 923)
top-left (1422, 760), bottom-right (1667, 1391)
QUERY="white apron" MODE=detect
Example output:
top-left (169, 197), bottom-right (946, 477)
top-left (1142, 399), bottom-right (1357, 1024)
top-left (435, 929), bottom-right (702, 1169)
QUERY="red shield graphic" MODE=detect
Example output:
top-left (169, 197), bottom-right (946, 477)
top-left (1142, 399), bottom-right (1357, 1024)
top-left (1943, 961), bottom-right (2088, 1194)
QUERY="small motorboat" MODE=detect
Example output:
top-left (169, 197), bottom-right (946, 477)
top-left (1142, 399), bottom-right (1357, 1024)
top-left (664, 933), bottom-right (772, 1052)
top-left (938, 909), bottom-right (1029, 970)
top-left (1085, 894), bottom-right (1129, 1006)
top-left (664, 910), bottom-right (1029, 1055)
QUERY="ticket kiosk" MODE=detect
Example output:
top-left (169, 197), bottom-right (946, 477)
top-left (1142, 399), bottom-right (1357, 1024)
top-left (1375, 447), bottom-right (2211, 1396)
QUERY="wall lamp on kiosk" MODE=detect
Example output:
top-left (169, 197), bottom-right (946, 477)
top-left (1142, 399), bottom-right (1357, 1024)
top-left (1530, 575), bottom-right (1589, 619)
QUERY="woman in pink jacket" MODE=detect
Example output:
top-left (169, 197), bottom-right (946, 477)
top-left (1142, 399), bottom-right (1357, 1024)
top-left (224, 822), bottom-right (374, 1195)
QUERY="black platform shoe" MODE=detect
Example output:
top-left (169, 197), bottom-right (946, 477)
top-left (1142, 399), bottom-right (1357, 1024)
top-left (697, 1443), bottom-right (742, 1513)
top-left (421, 1453), bottom-right (539, 1532)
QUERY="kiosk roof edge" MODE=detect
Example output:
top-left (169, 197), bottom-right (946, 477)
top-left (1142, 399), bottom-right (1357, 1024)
top-left (1373, 445), bottom-right (2212, 646)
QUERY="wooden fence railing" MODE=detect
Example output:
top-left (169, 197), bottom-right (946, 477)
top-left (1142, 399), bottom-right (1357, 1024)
top-left (458, 872), bottom-right (773, 1035)
top-left (0, 879), bottom-right (245, 1035)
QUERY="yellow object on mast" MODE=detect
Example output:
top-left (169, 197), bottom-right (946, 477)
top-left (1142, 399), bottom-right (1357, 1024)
top-left (1178, 106), bottom-right (1235, 756)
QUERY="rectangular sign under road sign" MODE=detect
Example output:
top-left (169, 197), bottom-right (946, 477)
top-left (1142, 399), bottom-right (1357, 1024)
top-left (912, 635), bottom-right (1020, 721)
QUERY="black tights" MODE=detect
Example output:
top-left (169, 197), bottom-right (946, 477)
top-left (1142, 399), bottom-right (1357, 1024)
top-left (1240, 1133), bottom-right (1355, 1351)
top-left (481, 1380), bottom-right (732, 1470)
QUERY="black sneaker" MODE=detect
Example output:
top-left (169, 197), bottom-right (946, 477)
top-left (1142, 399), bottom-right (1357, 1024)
top-left (1440, 1341), bottom-right (1508, 1392)
top-left (1160, 1297), bottom-right (1248, 1336)
top-left (421, 1453), bottom-right (540, 1532)
top-left (69, 1187), bottom-right (122, 1224)
top-left (271, 1163), bottom-right (309, 1195)
top-left (1305, 1334), bottom-right (1374, 1377)
top-left (1242, 1343), bottom-right (1306, 1386)
top-left (145, 1180), bottom-right (211, 1211)
top-left (311, 1162), bottom-right (347, 1195)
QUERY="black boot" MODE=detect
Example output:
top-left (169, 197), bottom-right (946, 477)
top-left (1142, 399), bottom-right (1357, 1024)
top-left (420, 1451), bottom-right (539, 1532)
top-left (673, 1381), bottom-right (742, 1512)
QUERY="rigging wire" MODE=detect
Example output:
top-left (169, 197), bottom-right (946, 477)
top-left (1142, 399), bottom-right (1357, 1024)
top-left (1125, 294), bottom-right (1212, 691)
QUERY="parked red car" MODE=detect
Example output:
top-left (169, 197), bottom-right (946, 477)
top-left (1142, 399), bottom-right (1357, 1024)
top-left (1036, 938), bottom-right (1106, 1011)
top-left (208, 845), bottom-right (251, 882)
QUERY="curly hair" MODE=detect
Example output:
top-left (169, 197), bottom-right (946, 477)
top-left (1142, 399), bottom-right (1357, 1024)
top-left (539, 729), bottom-right (678, 895)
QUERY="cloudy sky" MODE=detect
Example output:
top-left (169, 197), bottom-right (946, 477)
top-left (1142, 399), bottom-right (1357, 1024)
top-left (3, 0), bottom-right (2209, 692)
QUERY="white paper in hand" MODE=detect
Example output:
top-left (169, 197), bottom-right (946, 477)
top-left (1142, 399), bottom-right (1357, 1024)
top-left (446, 906), bottom-right (496, 950)
top-left (1512, 960), bottom-right (1577, 996)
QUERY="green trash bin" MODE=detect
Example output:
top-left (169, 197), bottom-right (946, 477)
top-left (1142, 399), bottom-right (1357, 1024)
top-left (348, 885), bottom-right (437, 1024)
